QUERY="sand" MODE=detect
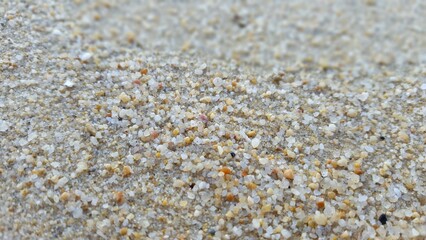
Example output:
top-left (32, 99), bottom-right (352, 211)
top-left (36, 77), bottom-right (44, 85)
top-left (1, 0), bottom-right (425, 239)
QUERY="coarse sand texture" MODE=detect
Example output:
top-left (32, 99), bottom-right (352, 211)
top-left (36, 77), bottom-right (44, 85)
top-left (1, 0), bottom-right (426, 239)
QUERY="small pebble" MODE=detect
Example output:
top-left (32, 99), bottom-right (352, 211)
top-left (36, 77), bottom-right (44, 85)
top-left (316, 201), bottom-right (325, 209)
top-left (314, 213), bottom-right (327, 226)
top-left (347, 109), bottom-right (358, 118)
top-left (60, 192), bottom-right (70, 202)
top-left (398, 130), bottom-right (410, 143)
top-left (123, 166), bottom-right (132, 177)
top-left (283, 169), bottom-right (294, 180)
top-left (114, 192), bottom-right (125, 205)
top-left (79, 52), bottom-right (92, 61)
top-left (173, 179), bottom-right (185, 188)
top-left (119, 92), bottom-right (131, 103)
top-left (379, 214), bottom-right (388, 225)
top-left (246, 130), bottom-right (256, 138)
top-left (219, 167), bottom-right (232, 175)
top-left (119, 227), bottom-right (128, 236)
top-left (208, 229), bottom-right (216, 236)
top-left (251, 138), bottom-right (260, 148)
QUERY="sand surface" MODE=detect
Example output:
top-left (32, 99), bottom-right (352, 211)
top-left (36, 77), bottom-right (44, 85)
top-left (1, 0), bottom-right (425, 239)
